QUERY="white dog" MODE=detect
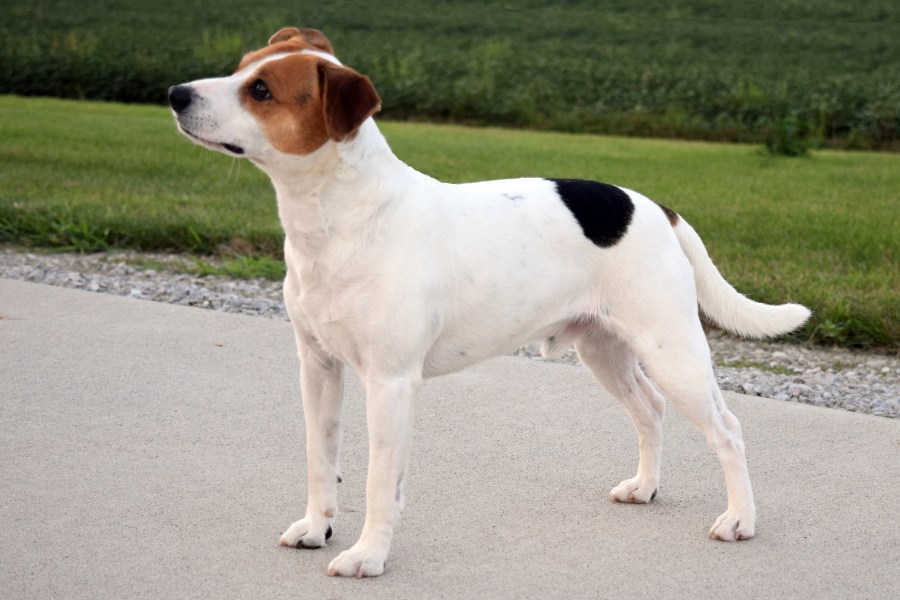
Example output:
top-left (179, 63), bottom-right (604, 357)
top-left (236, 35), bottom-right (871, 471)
top-left (170, 28), bottom-right (810, 577)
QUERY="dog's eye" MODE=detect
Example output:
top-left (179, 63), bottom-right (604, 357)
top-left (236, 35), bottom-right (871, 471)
top-left (250, 80), bottom-right (272, 101)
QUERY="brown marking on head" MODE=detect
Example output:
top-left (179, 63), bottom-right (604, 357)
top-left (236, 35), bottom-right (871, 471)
top-left (656, 202), bottom-right (680, 226)
top-left (239, 54), bottom-right (381, 155)
top-left (237, 27), bottom-right (334, 72)
top-left (268, 27), bottom-right (333, 53)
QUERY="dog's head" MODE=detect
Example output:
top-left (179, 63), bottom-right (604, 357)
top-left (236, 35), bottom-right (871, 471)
top-left (168, 28), bottom-right (381, 162)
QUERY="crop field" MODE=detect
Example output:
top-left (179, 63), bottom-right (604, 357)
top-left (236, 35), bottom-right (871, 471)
top-left (2, 96), bottom-right (898, 349)
top-left (2, 0), bottom-right (898, 149)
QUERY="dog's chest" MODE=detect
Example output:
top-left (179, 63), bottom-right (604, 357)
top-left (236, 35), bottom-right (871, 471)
top-left (287, 259), bottom-right (372, 368)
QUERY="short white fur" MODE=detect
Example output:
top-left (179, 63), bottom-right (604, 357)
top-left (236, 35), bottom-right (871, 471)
top-left (171, 37), bottom-right (810, 578)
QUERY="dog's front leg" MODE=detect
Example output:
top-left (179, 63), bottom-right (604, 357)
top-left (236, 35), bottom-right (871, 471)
top-left (327, 372), bottom-right (419, 577)
top-left (279, 343), bottom-right (345, 549)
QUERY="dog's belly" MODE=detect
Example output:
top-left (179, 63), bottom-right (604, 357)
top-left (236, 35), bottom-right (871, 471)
top-left (417, 250), bottom-right (607, 377)
top-left (420, 304), bottom-right (595, 378)
top-left (421, 333), bottom-right (519, 378)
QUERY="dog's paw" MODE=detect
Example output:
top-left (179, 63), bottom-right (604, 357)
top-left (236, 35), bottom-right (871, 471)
top-left (709, 510), bottom-right (755, 541)
top-left (326, 542), bottom-right (387, 578)
top-left (278, 517), bottom-right (333, 549)
top-left (610, 477), bottom-right (658, 503)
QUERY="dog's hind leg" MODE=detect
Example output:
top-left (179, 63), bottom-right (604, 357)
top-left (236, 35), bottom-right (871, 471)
top-left (575, 329), bottom-right (666, 503)
top-left (629, 322), bottom-right (756, 541)
top-left (279, 342), bottom-right (345, 549)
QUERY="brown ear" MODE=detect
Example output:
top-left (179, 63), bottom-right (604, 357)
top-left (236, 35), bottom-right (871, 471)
top-left (318, 63), bottom-right (382, 142)
top-left (268, 27), bottom-right (334, 54)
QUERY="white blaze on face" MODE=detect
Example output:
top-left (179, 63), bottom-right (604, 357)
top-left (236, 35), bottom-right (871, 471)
top-left (172, 68), bottom-right (264, 156)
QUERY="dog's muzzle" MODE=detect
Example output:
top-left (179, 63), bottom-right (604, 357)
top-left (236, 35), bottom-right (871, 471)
top-left (168, 85), bottom-right (246, 156)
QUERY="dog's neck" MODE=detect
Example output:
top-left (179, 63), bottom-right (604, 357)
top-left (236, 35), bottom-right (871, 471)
top-left (260, 119), bottom-right (409, 259)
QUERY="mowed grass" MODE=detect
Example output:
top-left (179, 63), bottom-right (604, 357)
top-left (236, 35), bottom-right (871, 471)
top-left (0, 96), bottom-right (281, 254)
top-left (1, 95), bottom-right (898, 349)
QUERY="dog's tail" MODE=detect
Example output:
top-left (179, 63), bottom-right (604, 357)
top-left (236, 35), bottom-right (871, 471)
top-left (672, 216), bottom-right (811, 339)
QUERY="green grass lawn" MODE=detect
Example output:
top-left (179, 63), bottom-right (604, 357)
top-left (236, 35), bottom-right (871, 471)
top-left (1, 95), bottom-right (898, 349)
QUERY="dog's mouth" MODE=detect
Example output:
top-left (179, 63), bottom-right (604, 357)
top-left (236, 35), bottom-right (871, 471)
top-left (179, 126), bottom-right (245, 156)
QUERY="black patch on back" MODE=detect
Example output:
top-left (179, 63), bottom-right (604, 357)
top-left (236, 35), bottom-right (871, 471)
top-left (549, 179), bottom-right (634, 247)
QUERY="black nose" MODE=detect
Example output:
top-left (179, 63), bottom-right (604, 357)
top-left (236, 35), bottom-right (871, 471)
top-left (168, 85), bottom-right (193, 113)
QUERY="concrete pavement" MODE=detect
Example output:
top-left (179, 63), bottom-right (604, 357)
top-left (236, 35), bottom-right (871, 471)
top-left (1, 278), bottom-right (898, 599)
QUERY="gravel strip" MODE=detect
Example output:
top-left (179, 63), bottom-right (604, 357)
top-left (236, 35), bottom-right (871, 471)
top-left (2, 247), bottom-right (897, 418)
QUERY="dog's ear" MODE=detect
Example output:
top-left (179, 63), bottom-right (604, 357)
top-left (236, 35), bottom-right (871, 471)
top-left (318, 63), bottom-right (382, 142)
top-left (268, 27), bottom-right (334, 55)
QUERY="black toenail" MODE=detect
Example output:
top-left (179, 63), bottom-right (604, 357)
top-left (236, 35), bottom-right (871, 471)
top-left (325, 525), bottom-right (333, 540)
top-left (651, 489), bottom-right (658, 500)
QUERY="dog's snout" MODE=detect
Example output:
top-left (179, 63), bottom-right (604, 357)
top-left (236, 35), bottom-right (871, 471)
top-left (168, 85), bottom-right (193, 113)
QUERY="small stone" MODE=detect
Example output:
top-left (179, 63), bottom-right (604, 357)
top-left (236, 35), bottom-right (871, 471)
top-left (789, 383), bottom-right (812, 397)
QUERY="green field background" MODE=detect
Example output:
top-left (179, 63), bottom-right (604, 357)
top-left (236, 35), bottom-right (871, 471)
top-left (2, 96), bottom-right (898, 349)
top-left (2, 2), bottom-right (899, 349)
top-left (3, 0), bottom-right (899, 149)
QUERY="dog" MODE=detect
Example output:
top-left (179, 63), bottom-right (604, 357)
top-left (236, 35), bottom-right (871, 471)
top-left (169, 28), bottom-right (810, 577)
